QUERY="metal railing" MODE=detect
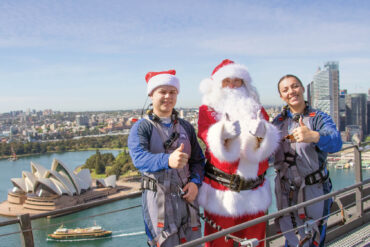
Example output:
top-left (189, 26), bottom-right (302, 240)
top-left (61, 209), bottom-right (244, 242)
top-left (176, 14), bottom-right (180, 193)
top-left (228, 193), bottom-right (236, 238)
top-left (177, 142), bottom-right (370, 247)
top-left (177, 179), bottom-right (369, 247)
top-left (0, 142), bottom-right (368, 247)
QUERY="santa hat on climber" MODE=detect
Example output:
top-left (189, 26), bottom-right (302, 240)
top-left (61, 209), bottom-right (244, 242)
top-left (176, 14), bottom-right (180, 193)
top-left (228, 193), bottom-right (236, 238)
top-left (145, 69), bottom-right (180, 96)
top-left (200, 59), bottom-right (260, 106)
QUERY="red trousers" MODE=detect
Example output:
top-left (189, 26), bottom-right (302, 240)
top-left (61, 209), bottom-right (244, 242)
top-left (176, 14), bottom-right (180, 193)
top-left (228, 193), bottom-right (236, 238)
top-left (204, 211), bottom-right (266, 247)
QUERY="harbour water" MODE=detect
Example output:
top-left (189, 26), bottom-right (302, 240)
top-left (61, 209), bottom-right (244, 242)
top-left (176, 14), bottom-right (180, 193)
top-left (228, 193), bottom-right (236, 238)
top-left (0, 151), bottom-right (368, 246)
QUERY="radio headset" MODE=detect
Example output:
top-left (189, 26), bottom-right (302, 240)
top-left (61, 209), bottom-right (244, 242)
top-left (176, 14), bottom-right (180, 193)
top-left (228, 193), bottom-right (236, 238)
top-left (146, 108), bottom-right (179, 124)
top-left (140, 96), bottom-right (179, 123)
top-left (280, 101), bottom-right (310, 122)
top-left (145, 106), bottom-right (180, 150)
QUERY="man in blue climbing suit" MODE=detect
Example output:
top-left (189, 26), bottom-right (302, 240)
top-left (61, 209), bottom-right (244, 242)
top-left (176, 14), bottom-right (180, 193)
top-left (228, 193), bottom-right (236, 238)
top-left (128, 69), bottom-right (205, 247)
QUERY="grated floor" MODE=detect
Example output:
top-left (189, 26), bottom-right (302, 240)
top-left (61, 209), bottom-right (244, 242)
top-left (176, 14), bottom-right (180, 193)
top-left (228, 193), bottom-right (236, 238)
top-left (327, 222), bottom-right (370, 247)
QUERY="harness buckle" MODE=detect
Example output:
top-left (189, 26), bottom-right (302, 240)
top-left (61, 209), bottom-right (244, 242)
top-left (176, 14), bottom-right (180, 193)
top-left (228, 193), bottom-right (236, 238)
top-left (305, 169), bottom-right (329, 185)
top-left (239, 238), bottom-right (259, 247)
top-left (230, 174), bottom-right (241, 192)
top-left (141, 176), bottom-right (158, 192)
top-left (177, 185), bottom-right (186, 197)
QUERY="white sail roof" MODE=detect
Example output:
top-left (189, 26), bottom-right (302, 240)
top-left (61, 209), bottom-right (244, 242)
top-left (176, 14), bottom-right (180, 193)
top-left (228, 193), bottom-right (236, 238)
top-left (30, 162), bottom-right (48, 178)
top-left (76, 169), bottom-right (92, 190)
top-left (34, 178), bottom-right (61, 195)
top-left (49, 178), bottom-right (70, 195)
top-left (11, 178), bottom-right (27, 192)
top-left (45, 170), bottom-right (76, 196)
top-left (97, 175), bottom-right (116, 188)
top-left (22, 171), bottom-right (38, 192)
top-left (51, 159), bottom-right (81, 195)
top-left (104, 175), bottom-right (117, 188)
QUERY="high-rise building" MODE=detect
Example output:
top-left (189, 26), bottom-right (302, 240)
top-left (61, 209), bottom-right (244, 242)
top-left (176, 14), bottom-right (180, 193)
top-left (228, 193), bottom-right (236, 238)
top-left (310, 62), bottom-right (340, 129)
top-left (76, 115), bottom-right (89, 127)
top-left (345, 93), bottom-right (367, 139)
top-left (339, 90), bottom-right (347, 131)
top-left (367, 89), bottom-right (370, 136)
top-left (307, 82), bottom-right (313, 106)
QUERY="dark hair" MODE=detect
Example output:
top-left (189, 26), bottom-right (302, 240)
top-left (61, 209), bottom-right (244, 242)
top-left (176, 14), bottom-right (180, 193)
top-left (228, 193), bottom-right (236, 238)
top-left (277, 74), bottom-right (304, 94)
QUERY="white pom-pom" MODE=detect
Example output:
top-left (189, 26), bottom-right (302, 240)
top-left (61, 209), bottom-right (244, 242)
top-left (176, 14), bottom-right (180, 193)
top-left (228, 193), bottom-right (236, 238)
top-left (199, 78), bottom-right (214, 94)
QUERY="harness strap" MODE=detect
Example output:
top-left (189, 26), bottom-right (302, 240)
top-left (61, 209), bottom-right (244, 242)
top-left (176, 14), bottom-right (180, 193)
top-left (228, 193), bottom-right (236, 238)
top-left (205, 161), bottom-right (265, 192)
top-left (305, 168), bottom-right (329, 186)
top-left (298, 219), bottom-right (321, 247)
top-left (141, 176), bottom-right (158, 192)
top-left (297, 183), bottom-right (306, 219)
top-left (141, 175), bottom-right (183, 193)
top-left (141, 175), bottom-right (200, 245)
top-left (156, 179), bottom-right (166, 230)
top-left (154, 171), bottom-right (179, 247)
top-left (284, 151), bottom-right (296, 167)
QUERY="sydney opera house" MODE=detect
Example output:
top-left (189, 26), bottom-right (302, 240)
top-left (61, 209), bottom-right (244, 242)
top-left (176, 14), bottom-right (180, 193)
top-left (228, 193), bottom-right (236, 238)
top-left (2, 159), bottom-right (118, 215)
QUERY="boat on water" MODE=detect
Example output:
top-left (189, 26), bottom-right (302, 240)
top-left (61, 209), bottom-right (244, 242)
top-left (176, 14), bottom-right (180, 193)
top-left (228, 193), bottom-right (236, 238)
top-left (47, 225), bottom-right (112, 240)
top-left (8, 146), bottom-right (18, 161)
top-left (7, 156), bottom-right (18, 161)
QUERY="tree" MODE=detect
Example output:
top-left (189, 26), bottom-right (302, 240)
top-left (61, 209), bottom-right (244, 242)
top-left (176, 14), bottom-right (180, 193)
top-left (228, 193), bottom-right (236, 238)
top-left (94, 150), bottom-right (105, 174)
top-left (106, 152), bottom-right (130, 178)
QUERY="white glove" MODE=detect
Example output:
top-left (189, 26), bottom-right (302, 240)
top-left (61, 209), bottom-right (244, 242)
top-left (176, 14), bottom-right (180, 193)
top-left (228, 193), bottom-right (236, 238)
top-left (249, 110), bottom-right (266, 137)
top-left (249, 119), bottom-right (266, 138)
top-left (222, 119), bottom-right (241, 140)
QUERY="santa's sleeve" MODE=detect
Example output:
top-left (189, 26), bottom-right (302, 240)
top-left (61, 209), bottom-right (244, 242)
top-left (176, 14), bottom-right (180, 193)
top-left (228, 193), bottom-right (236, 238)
top-left (261, 107), bottom-right (269, 121)
top-left (197, 105), bottom-right (215, 144)
top-left (258, 107), bottom-right (270, 174)
top-left (198, 105), bottom-right (241, 162)
top-left (258, 106), bottom-right (280, 174)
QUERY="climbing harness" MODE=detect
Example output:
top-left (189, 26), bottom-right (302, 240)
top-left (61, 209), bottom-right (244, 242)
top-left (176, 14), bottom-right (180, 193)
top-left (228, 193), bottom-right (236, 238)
top-left (274, 105), bottom-right (330, 246)
top-left (205, 161), bottom-right (265, 192)
top-left (298, 220), bottom-right (321, 247)
top-left (141, 114), bottom-right (200, 246)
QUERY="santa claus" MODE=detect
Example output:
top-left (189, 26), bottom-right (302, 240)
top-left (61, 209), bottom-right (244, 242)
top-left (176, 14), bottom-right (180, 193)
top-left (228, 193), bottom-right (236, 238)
top-left (197, 59), bottom-right (280, 247)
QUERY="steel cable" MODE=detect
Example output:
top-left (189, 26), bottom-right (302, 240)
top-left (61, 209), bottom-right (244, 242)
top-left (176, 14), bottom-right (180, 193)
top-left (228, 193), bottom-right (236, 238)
top-left (0, 204), bottom-right (142, 238)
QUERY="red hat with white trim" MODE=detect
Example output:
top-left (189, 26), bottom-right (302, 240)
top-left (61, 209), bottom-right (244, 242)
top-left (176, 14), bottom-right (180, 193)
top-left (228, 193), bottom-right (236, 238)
top-left (145, 70), bottom-right (180, 96)
top-left (200, 59), bottom-right (251, 94)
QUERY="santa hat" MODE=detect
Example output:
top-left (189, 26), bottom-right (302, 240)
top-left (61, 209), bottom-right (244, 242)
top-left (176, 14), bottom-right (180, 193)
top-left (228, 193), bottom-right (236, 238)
top-left (145, 69), bottom-right (180, 95)
top-left (200, 59), bottom-right (252, 94)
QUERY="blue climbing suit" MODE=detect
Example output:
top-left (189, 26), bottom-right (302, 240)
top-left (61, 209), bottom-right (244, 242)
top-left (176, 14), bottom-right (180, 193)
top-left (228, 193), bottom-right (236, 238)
top-left (128, 113), bottom-right (205, 247)
top-left (272, 105), bottom-right (342, 247)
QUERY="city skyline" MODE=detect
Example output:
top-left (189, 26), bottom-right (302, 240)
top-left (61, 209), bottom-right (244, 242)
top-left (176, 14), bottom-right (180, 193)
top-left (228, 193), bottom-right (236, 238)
top-left (1, 1), bottom-right (370, 113)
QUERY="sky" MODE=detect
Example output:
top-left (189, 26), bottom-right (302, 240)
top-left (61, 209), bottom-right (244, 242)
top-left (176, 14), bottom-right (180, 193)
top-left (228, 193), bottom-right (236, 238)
top-left (0, 0), bottom-right (370, 113)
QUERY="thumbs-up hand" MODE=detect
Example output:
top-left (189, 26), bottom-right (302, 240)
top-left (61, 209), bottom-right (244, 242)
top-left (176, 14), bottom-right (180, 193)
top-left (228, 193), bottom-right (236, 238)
top-left (299, 116), bottom-right (305, 127)
top-left (249, 119), bottom-right (266, 138)
top-left (222, 114), bottom-right (241, 140)
top-left (169, 143), bottom-right (189, 169)
top-left (292, 116), bottom-right (320, 143)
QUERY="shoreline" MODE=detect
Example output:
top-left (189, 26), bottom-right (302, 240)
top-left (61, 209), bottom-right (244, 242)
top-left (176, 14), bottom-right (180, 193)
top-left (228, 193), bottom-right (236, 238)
top-left (0, 148), bottom-right (126, 161)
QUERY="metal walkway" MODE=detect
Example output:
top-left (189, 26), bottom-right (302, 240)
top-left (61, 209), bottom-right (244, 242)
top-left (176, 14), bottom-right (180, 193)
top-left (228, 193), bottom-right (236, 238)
top-left (327, 222), bottom-right (370, 247)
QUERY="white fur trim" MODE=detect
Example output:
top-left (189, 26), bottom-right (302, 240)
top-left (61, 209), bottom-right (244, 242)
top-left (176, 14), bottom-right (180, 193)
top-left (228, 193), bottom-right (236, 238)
top-left (207, 121), bottom-right (241, 162)
top-left (236, 157), bottom-right (260, 179)
top-left (147, 73), bottom-right (180, 95)
top-left (212, 63), bottom-right (251, 86)
top-left (240, 120), bottom-right (280, 164)
top-left (199, 78), bottom-right (214, 95)
top-left (197, 178), bottom-right (272, 217)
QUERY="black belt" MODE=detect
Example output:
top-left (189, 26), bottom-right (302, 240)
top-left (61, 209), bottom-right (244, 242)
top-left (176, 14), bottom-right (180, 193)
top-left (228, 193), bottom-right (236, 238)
top-left (140, 175), bottom-right (182, 194)
top-left (305, 168), bottom-right (329, 186)
top-left (141, 175), bottom-right (158, 192)
top-left (205, 161), bottom-right (265, 192)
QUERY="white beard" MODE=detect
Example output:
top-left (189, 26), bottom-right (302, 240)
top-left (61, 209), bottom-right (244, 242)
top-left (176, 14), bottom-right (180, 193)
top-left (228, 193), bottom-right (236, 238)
top-left (211, 87), bottom-right (262, 122)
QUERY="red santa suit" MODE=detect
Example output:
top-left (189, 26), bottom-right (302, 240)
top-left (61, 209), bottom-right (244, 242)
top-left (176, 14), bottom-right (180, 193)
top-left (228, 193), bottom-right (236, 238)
top-left (197, 59), bottom-right (280, 247)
